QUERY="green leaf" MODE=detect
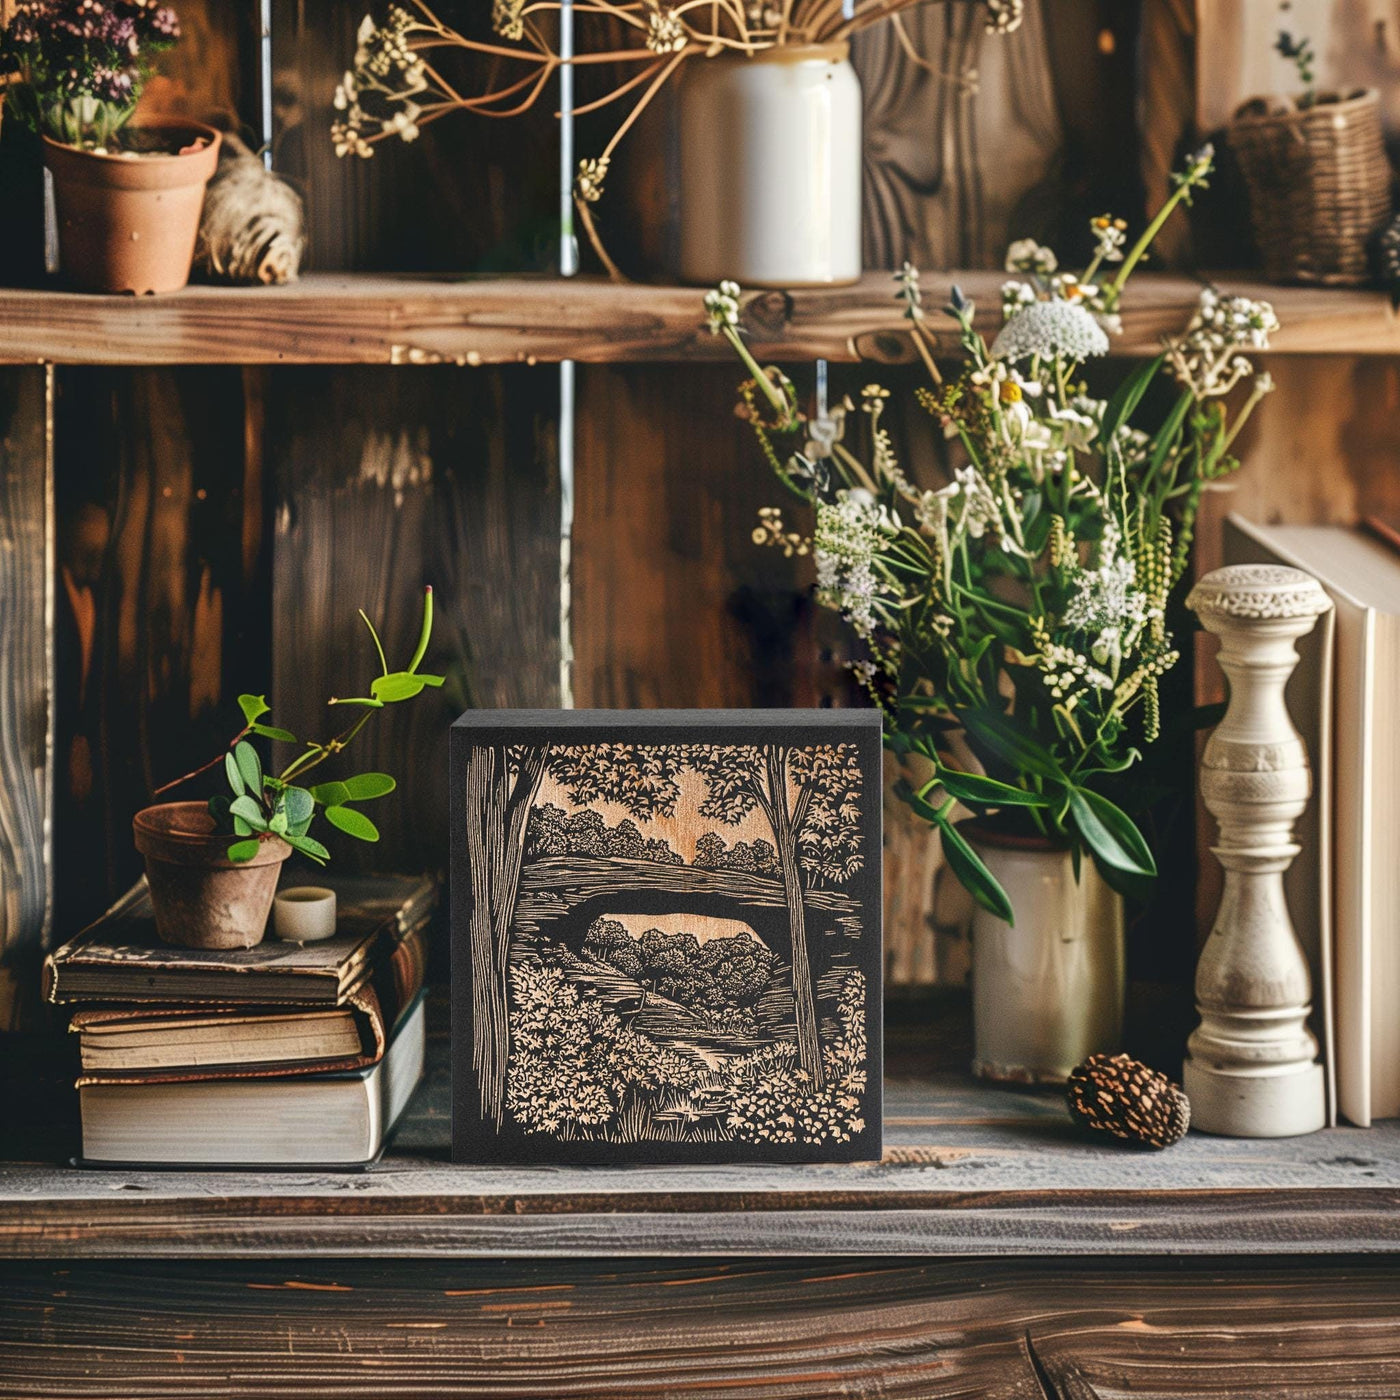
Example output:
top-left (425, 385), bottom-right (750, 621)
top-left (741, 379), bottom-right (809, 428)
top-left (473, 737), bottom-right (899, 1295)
top-left (237, 694), bottom-right (270, 725)
top-left (1100, 354), bottom-right (1163, 445)
top-left (1146, 388), bottom-right (1193, 479)
top-left (342, 772), bottom-right (395, 801)
top-left (309, 780), bottom-right (351, 808)
top-left (327, 696), bottom-right (385, 709)
top-left (372, 671), bottom-right (446, 704)
top-left (269, 808), bottom-right (289, 836)
top-left (371, 671), bottom-right (428, 703)
top-left (891, 777), bottom-right (951, 829)
top-left (935, 767), bottom-right (1051, 810)
top-left (207, 794), bottom-right (232, 827)
top-left (224, 749), bottom-right (245, 798)
top-left (233, 740), bottom-right (262, 799)
top-left (227, 838), bottom-right (262, 863)
top-left (285, 833), bottom-right (330, 864)
top-left (229, 795), bottom-right (268, 831)
top-left (939, 821), bottom-right (1015, 925)
top-left (960, 708), bottom-right (1066, 783)
top-left (282, 786), bottom-right (314, 827)
top-left (1068, 787), bottom-right (1157, 877)
top-left (251, 723), bottom-right (298, 743)
top-left (324, 805), bottom-right (380, 842)
top-left (233, 815), bottom-right (253, 837)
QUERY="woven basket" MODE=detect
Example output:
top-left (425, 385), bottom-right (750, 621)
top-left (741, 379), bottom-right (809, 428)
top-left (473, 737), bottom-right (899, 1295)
top-left (1227, 87), bottom-right (1392, 286)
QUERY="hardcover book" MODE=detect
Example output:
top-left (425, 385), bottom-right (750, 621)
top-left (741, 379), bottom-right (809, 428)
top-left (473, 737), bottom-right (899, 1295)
top-left (69, 918), bottom-right (428, 1081)
top-left (78, 993), bottom-right (427, 1168)
top-left (44, 872), bottom-right (437, 1007)
top-left (450, 709), bottom-right (883, 1164)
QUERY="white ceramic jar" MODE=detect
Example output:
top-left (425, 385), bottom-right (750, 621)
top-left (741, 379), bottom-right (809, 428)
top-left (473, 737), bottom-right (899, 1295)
top-left (677, 42), bottom-right (862, 287)
top-left (966, 830), bottom-right (1125, 1083)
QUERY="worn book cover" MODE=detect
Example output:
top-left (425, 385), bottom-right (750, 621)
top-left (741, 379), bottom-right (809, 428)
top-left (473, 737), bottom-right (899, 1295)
top-left (451, 709), bottom-right (883, 1165)
top-left (70, 918), bottom-right (429, 1083)
top-left (45, 872), bottom-right (437, 1008)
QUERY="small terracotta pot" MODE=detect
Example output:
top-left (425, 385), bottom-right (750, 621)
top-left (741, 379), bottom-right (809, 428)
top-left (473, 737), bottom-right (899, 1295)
top-left (43, 120), bottom-right (220, 294)
top-left (133, 800), bottom-right (290, 950)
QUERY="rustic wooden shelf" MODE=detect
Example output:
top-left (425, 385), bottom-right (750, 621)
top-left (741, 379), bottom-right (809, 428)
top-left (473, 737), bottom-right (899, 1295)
top-left (1, 273), bottom-right (1397, 367)
top-left (4, 1031), bottom-right (1399, 1260)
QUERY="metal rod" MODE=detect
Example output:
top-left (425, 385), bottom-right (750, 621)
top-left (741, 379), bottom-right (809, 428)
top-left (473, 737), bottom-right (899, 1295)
top-left (558, 0), bottom-right (577, 708)
top-left (259, 0), bottom-right (274, 168)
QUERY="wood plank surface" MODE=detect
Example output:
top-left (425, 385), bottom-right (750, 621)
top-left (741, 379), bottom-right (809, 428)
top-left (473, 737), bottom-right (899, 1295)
top-left (51, 368), bottom-right (269, 934)
top-left (0, 274), bottom-right (1396, 366)
top-left (5, 1027), bottom-right (1400, 1260)
top-left (2, 1257), bottom-right (1399, 1398)
top-left (0, 368), bottom-right (53, 1031)
top-left (267, 366), bottom-right (561, 878)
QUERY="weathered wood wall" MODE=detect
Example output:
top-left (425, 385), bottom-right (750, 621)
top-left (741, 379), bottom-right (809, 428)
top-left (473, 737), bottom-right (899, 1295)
top-left (0, 368), bottom-right (51, 1032)
top-left (3, 1258), bottom-right (1400, 1398)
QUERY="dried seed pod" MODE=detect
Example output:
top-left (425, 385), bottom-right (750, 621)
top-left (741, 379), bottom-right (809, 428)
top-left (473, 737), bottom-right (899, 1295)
top-left (196, 134), bottom-right (304, 286)
top-left (1066, 1052), bottom-right (1190, 1149)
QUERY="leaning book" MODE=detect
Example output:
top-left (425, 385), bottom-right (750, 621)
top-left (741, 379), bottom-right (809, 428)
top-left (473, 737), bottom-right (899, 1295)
top-left (77, 993), bottom-right (426, 1168)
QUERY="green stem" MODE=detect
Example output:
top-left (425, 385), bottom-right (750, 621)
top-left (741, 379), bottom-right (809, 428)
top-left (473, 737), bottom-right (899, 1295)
top-left (722, 325), bottom-right (789, 421)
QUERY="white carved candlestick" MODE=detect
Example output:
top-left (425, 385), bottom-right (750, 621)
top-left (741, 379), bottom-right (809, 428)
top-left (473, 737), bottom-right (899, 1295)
top-left (1184, 564), bottom-right (1332, 1138)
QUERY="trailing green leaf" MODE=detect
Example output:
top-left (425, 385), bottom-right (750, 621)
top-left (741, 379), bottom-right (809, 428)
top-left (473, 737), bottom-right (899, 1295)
top-left (342, 772), bottom-right (396, 801)
top-left (237, 694), bottom-right (270, 725)
top-left (1068, 787), bottom-right (1156, 877)
top-left (227, 838), bottom-right (262, 863)
top-left (324, 805), bottom-right (380, 842)
top-left (938, 821), bottom-right (1015, 924)
top-left (233, 741), bottom-right (263, 800)
top-left (935, 766), bottom-right (1052, 810)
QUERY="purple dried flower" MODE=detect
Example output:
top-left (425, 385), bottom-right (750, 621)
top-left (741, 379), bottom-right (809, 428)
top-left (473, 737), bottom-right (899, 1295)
top-left (90, 64), bottom-right (132, 101)
top-left (0, 0), bottom-right (181, 143)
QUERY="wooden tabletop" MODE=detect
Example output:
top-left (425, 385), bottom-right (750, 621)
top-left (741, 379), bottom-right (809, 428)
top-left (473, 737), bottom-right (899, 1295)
top-left (4, 1024), bottom-right (1398, 1260)
top-left (0, 273), bottom-right (1396, 365)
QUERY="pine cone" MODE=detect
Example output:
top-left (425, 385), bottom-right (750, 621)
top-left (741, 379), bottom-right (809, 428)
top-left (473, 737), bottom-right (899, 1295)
top-left (1066, 1053), bottom-right (1190, 1149)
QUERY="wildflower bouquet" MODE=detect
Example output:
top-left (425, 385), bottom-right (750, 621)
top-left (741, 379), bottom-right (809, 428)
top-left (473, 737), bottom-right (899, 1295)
top-left (332, 0), bottom-right (1022, 274)
top-left (709, 146), bottom-right (1280, 920)
top-left (0, 0), bottom-right (180, 148)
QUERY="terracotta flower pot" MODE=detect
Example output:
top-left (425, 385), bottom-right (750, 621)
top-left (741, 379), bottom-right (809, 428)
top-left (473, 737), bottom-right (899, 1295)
top-left (133, 800), bottom-right (290, 950)
top-left (43, 120), bottom-right (221, 294)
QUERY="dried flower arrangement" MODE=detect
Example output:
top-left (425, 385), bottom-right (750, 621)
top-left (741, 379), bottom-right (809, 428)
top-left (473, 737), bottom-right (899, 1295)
top-left (331, 0), bottom-right (1023, 273)
top-left (708, 147), bottom-right (1281, 921)
top-left (0, 0), bottom-right (180, 148)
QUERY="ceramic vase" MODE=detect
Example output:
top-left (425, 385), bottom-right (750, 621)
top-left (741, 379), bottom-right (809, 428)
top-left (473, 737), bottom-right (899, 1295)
top-left (676, 43), bottom-right (861, 288)
top-left (966, 828), bottom-right (1125, 1083)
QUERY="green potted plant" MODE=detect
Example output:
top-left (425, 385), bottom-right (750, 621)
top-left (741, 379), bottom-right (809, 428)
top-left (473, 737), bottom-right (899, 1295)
top-left (710, 148), bottom-right (1282, 1081)
top-left (134, 587), bottom-right (443, 950)
top-left (0, 0), bottom-right (219, 293)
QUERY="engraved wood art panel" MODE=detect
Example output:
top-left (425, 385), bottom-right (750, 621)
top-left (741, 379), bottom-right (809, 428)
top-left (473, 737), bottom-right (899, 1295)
top-left (451, 711), bottom-right (882, 1163)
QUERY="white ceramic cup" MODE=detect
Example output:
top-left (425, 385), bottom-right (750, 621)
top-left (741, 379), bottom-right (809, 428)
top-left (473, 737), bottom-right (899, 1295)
top-left (273, 886), bottom-right (338, 942)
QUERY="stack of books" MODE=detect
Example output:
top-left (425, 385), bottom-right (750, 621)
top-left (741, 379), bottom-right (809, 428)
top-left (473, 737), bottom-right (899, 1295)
top-left (43, 872), bottom-right (435, 1167)
top-left (1226, 515), bottom-right (1400, 1127)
